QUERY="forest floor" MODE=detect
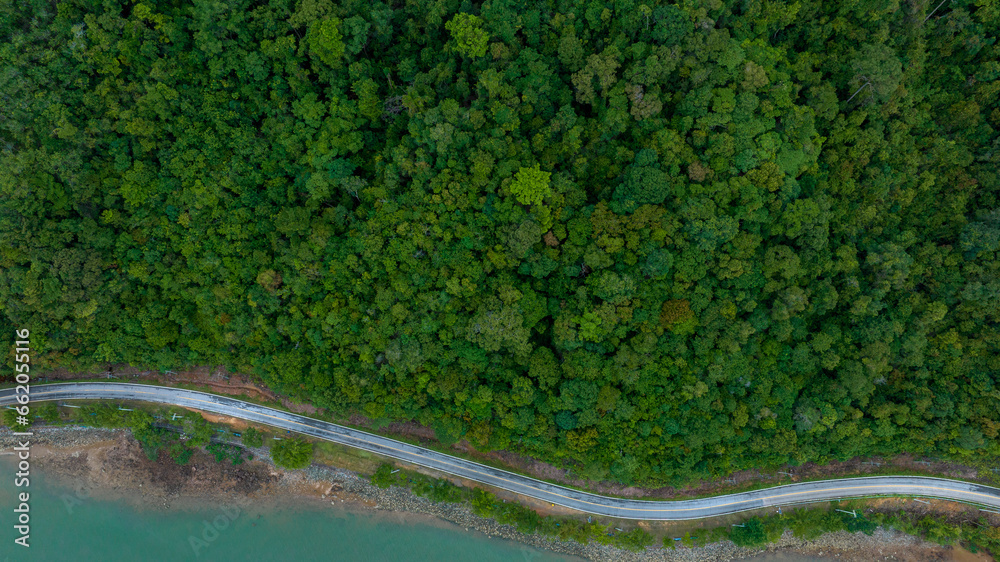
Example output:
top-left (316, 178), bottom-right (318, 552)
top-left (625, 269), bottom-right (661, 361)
top-left (33, 363), bottom-right (999, 503)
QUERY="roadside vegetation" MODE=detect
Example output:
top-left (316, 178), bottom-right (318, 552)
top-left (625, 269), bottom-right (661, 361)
top-left (5, 401), bottom-right (257, 466)
top-left (6, 402), bottom-right (997, 557)
top-left (271, 437), bottom-right (315, 470)
top-left (206, 443), bottom-right (251, 465)
top-left (371, 462), bottom-right (654, 552)
top-left (667, 501), bottom-right (1000, 557)
top-left (241, 427), bottom-right (264, 448)
top-left (368, 462), bottom-right (1000, 557)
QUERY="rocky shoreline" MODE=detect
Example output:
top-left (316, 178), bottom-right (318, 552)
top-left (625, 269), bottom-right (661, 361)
top-left (0, 426), bottom-right (971, 561)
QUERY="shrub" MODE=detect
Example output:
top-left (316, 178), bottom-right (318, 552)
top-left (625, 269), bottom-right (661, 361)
top-left (241, 427), bottom-right (264, 448)
top-left (271, 437), bottom-right (313, 469)
top-left (39, 403), bottom-right (60, 423)
top-left (729, 518), bottom-right (770, 547)
top-left (371, 464), bottom-right (398, 488)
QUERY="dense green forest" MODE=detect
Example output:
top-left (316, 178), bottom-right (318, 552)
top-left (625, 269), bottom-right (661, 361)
top-left (1, 0), bottom-right (998, 486)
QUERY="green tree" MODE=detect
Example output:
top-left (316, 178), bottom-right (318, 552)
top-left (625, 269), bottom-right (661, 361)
top-left (466, 297), bottom-right (532, 356)
top-left (127, 409), bottom-right (154, 432)
top-left (241, 427), bottom-right (264, 448)
top-left (38, 403), bottom-right (60, 424)
top-left (614, 149), bottom-right (671, 206)
top-left (308, 17), bottom-right (345, 67)
top-left (2, 408), bottom-right (27, 428)
top-left (168, 442), bottom-right (194, 465)
top-left (509, 165), bottom-right (552, 206)
top-left (850, 43), bottom-right (903, 104)
top-left (649, 5), bottom-right (691, 46)
top-left (445, 13), bottom-right (489, 58)
top-left (960, 209), bottom-right (1000, 258)
top-left (371, 463), bottom-right (398, 488)
top-left (186, 415), bottom-right (214, 448)
top-left (730, 518), bottom-right (769, 547)
top-left (271, 437), bottom-right (314, 470)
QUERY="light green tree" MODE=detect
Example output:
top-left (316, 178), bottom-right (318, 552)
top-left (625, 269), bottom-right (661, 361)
top-left (445, 13), bottom-right (489, 58)
top-left (307, 17), bottom-right (344, 67)
top-left (509, 165), bottom-right (552, 206)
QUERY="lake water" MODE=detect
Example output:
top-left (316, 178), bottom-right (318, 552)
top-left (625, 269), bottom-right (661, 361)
top-left (0, 458), bottom-right (580, 562)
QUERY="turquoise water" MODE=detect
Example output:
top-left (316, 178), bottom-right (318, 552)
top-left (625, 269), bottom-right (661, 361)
top-left (0, 458), bottom-right (579, 562)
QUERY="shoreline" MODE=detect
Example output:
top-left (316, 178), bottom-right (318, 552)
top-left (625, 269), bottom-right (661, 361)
top-left (0, 426), bottom-right (987, 562)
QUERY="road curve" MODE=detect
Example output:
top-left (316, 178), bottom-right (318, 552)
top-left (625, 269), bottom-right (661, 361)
top-left (4, 382), bottom-right (999, 520)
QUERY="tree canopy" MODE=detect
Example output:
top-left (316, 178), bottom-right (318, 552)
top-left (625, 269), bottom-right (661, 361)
top-left (2, 0), bottom-right (998, 487)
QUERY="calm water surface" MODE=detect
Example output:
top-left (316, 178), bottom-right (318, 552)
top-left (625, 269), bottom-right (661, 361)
top-left (0, 457), bottom-right (580, 561)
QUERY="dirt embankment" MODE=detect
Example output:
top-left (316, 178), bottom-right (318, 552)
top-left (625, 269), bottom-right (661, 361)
top-left (13, 431), bottom-right (278, 510)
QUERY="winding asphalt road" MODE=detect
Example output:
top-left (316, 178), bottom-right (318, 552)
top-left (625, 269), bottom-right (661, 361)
top-left (4, 382), bottom-right (999, 521)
